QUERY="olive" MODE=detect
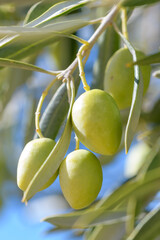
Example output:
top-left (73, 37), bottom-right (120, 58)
top-left (17, 138), bottom-right (58, 191)
top-left (104, 48), bottom-right (151, 109)
top-left (59, 149), bottom-right (103, 209)
top-left (72, 89), bottom-right (122, 155)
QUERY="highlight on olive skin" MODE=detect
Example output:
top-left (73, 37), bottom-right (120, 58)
top-left (72, 89), bottom-right (122, 156)
top-left (104, 48), bottom-right (151, 109)
top-left (59, 149), bottom-right (103, 210)
top-left (17, 138), bottom-right (58, 192)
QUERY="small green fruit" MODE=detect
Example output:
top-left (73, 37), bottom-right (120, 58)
top-left (17, 138), bottom-right (58, 191)
top-left (72, 89), bottom-right (122, 155)
top-left (59, 149), bottom-right (103, 209)
top-left (104, 48), bottom-right (151, 109)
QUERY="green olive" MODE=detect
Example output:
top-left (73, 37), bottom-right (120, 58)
top-left (17, 138), bottom-right (58, 191)
top-left (104, 48), bottom-right (151, 109)
top-left (59, 149), bottom-right (103, 209)
top-left (72, 89), bottom-right (122, 155)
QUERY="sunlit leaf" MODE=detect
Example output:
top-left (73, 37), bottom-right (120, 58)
top-left (127, 206), bottom-right (160, 240)
top-left (43, 208), bottom-right (126, 229)
top-left (0, 0), bottom-right (46, 6)
top-left (131, 52), bottom-right (160, 66)
top-left (0, 18), bottom-right (88, 61)
top-left (86, 222), bottom-right (125, 240)
top-left (25, 0), bottom-right (90, 27)
top-left (113, 24), bottom-right (143, 153)
top-left (96, 168), bottom-right (160, 210)
top-left (0, 57), bottom-right (59, 75)
top-left (139, 137), bottom-right (160, 176)
top-left (24, 1), bottom-right (54, 24)
top-left (121, 0), bottom-right (160, 7)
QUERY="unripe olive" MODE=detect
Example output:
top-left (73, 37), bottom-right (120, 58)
top-left (17, 138), bottom-right (58, 191)
top-left (72, 89), bottom-right (122, 155)
top-left (104, 48), bottom-right (151, 109)
top-left (59, 149), bottom-right (103, 209)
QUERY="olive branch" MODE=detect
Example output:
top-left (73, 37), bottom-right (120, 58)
top-left (35, 4), bottom-right (121, 138)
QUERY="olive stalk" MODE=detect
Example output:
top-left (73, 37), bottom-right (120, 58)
top-left (121, 7), bottom-right (129, 41)
top-left (35, 77), bottom-right (58, 138)
top-left (58, 4), bottom-right (120, 87)
top-left (75, 134), bottom-right (80, 150)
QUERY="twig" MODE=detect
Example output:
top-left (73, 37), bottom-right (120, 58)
top-left (35, 77), bottom-right (58, 138)
top-left (58, 4), bottom-right (120, 81)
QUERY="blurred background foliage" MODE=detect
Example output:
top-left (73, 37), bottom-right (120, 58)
top-left (0, 0), bottom-right (160, 239)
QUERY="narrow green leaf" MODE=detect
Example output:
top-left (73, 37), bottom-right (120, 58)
top-left (0, 55), bottom-right (37, 113)
top-left (0, 18), bottom-right (88, 61)
top-left (26, 0), bottom-right (90, 27)
top-left (43, 208), bottom-right (126, 229)
top-left (127, 206), bottom-right (160, 240)
top-left (38, 75), bottom-right (80, 140)
top-left (0, 57), bottom-right (58, 75)
top-left (86, 222), bottom-right (125, 240)
top-left (0, 0), bottom-right (45, 6)
top-left (0, 34), bottom-right (58, 60)
top-left (0, 21), bottom-right (89, 38)
top-left (82, 167), bottom-right (160, 238)
top-left (121, 0), bottom-right (160, 7)
top-left (38, 83), bottom-right (69, 139)
top-left (139, 137), bottom-right (160, 176)
top-left (131, 52), bottom-right (160, 66)
top-left (24, 1), bottom-right (54, 24)
top-left (22, 79), bottom-right (75, 202)
top-left (113, 24), bottom-right (143, 153)
top-left (96, 168), bottom-right (160, 211)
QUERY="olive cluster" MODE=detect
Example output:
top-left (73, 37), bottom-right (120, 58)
top-left (17, 48), bottom-right (150, 210)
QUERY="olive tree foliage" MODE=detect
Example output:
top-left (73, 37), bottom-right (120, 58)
top-left (0, 0), bottom-right (160, 239)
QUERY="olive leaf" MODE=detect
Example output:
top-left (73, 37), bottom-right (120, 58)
top-left (24, 1), bottom-right (54, 24)
top-left (85, 222), bottom-right (125, 240)
top-left (22, 79), bottom-right (75, 202)
top-left (0, 19), bottom-right (88, 61)
top-left (38, 75), bottom-right (80, 140)
top-left (121, 0), bottom-right (160, 7)
top-left (113, 24), bottom-right (143, 153)
top-left (25, 0), bottom-right (90, 27)
top-left (138, 137), bottom-right (160, 177)
top-left (131, 52), bottom-right (160, 66)
top-left (0, 0), bottom-right (43, 5)
top-left (127, 205), bottom-right (160, 240)
top-left (97, 168), bottom-right (160, 210)
top-left (0, 57), bottom-right (58, 75)
top-left (43, 208), bottom-right (126, 229)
